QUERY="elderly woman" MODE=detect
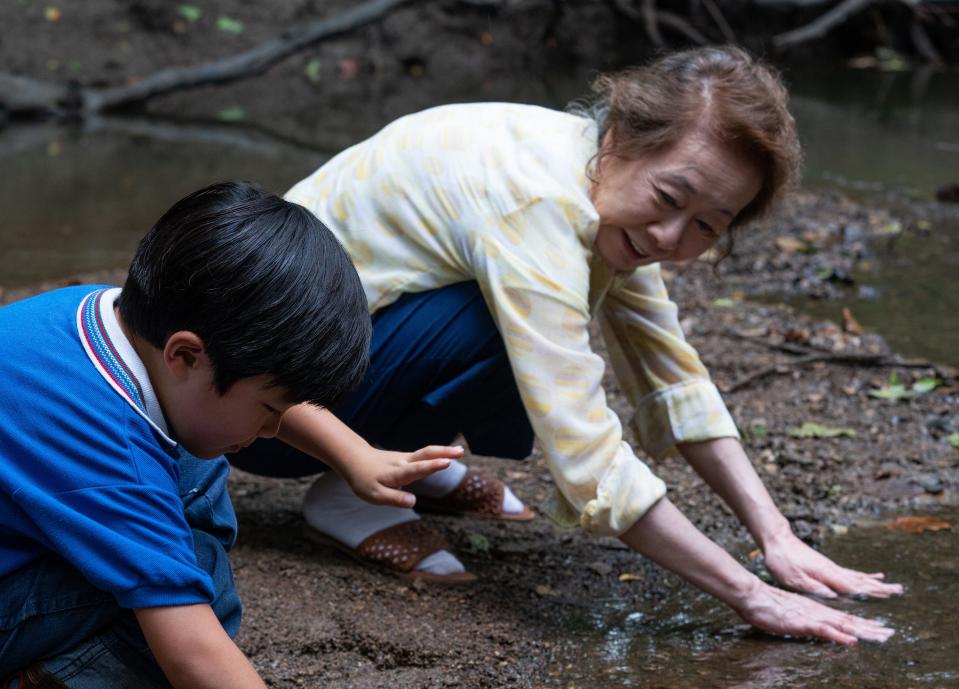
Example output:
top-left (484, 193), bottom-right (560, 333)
top-left (231, 46), bottom-right (901, 643)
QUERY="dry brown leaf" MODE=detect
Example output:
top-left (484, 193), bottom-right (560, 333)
top-left (881, 516), bottom-right (951, 534)
top-left (842, 307), bottom-right (864, 335)
top-left (775, 237), bottom-right (806, 254)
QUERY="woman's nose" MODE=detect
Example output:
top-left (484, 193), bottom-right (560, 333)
top-left (647, 218), bottom-right (684, 253)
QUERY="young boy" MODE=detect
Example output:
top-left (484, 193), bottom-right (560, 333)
top-left (0, 182), bottom-right (455, 688)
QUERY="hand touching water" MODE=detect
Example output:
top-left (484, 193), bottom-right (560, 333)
top-left (762, 531), bottom-right (904, 599)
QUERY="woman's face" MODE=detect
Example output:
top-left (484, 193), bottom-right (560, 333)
top-left (591, 131), bottom-right (762, 272)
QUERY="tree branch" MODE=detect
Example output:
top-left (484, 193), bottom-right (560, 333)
top-left (773, 0), bottom-right (876, 50)
top-left (0, 0), bottom-right (417, 118)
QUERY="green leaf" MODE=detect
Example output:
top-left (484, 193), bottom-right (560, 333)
top-left (216, 106), bottom-right (245, 122)
top-left (304, 59), bottom-right (321, 83)
top-left (787, 422), bottom-right (856, 439)
top-left (463, 531), bottom-right (490, 553)
top-left (948, 433), bottom-right (959, 449)
top-left (869, 376), bottom-right (941, 401)
top-left (178, 4), bottom-right (201, 22)
top-left (911, 378), bottom-right (941, 394)
top-left (868, 384), bottom-right (912, 401)
top-left (713, 297), bottom-right (736, 308)
top-left (216, 16), bottom-right (244, 34)
top-left (875, 221), bottom-right (902, 236)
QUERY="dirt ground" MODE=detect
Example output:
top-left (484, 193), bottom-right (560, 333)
top-left (3, 2), bottom-right (959, 686)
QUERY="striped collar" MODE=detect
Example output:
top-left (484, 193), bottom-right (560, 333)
top-left (76, 288), bottom-right (175, 446)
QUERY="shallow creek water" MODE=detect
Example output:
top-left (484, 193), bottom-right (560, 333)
top-left (544, 510), bottom-right (958, 689)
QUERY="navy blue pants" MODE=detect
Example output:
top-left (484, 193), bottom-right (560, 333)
top-left (230, 282), bottom-right (535, 477)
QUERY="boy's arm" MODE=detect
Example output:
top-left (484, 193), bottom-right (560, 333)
top-left (135, 605), bottom-right (266, 689)
top-left (276, 404), bottom-right (462, 507)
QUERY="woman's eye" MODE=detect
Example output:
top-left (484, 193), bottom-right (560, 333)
top-left (697, 220), bottom-right (718, 237)
top-left (657, 189), bottom-right (677, 207)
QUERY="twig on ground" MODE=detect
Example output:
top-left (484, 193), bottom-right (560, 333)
top-left (720, 329), bottom-right (954, 392)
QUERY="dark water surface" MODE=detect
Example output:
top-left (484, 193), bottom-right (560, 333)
top-left (544, 511), bottom-right (958, 689)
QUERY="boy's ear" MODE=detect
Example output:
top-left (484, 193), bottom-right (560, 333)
top-left (162, 331), bottom-right (209, 379)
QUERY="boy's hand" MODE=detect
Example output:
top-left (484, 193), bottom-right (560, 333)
top-left (343, 445), bottom-right (464, 508)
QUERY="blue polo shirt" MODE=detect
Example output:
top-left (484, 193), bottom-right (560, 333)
top-left (0, 286), bottom-right (234, 609)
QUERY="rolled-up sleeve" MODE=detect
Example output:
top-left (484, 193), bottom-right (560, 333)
top-left (469, 197), bottom-right (666, 537)
top-left (599, 265), bottom-right (739, 461)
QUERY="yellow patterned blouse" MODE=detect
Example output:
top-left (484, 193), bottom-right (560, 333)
top-left (286, 102), bottom-right (739, 537)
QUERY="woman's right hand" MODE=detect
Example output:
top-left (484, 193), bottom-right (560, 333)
top-left (733, 578), bottom-right (895, 645)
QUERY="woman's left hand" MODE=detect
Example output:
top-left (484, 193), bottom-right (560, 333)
top-left (762, 531), bottom-right (904, 599)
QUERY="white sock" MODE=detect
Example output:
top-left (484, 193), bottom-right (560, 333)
top-left (410, 459), bottom-right (525, 514)
top-left (303, 472), bottom-right (465, 576)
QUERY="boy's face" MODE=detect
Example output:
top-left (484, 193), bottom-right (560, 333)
top-left (152, 330), bottom-right (296, 459)
top-left (169, 371), bottom-right (295, 459)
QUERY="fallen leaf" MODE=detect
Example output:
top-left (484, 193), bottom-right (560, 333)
top-left (775, 237), bottom-right (807, 254)
top-left (463, 531), bottom-right (490, 553)
top-left (304, 59), bottom-right (321, 83)
top-left (216, 16), bottom-right (244, 34)
top-left (841, 307), bottom-right (863, 335)
top-left (216, 106), bottom-right (245, 122)
top-left (869, 372), bottom-right (941, 401)
top-left (783, 327), bottom-right (810, 344)
top-left (618, 573), bottom-right (643, 582)
top-left (911, 377), bottom-right (941, 395)
top-left (178, 4), bottom-right (201, 22)
top-left (337, 57), bottom-right (360, 80)
top-left (787, 422), bottom-right (856, 439)
top-left (881, 516), bottom-right (950, 534)
top-left (875, 221), bottom-right (902, 236)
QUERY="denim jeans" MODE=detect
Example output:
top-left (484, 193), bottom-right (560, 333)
top-left (0, 450), bottom-right (240, 687)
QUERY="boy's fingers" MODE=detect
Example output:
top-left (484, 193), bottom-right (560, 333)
top-left (389, 459), bottom-right (451, 486)
top-left (411, 445), bottom-right (464, 461)
top-left (375, 487), bottom-right (417, 508)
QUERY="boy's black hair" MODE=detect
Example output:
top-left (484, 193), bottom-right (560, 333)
top-left (117, 181), bottom-right (371, 409)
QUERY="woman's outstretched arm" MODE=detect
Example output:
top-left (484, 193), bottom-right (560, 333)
top-left (618, 497), bottom-right (895, 644)
top-left (678, 437), bottom-right (903, 599)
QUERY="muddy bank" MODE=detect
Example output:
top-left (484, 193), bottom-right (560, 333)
top-left (7, 190), bottom-right (957, 687)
